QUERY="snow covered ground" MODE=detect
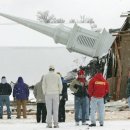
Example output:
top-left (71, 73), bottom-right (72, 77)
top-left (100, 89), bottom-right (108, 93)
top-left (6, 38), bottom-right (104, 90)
top-left (3, 89), bottom-right (130, 130)
top-left (0, 117), bottom-right (130, 130)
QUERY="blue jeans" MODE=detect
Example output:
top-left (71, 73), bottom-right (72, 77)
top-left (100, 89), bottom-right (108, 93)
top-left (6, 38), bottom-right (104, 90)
top-left (79, 96), bottom-right (90, 120)
top-left (90, 97), bottom-right (104, 125)
top-left (0, 95), bottom-right (11, 117)
top-left (74, 96), bottom-right (86, 122)
top-left (86, 96), bottom-right (90, 120)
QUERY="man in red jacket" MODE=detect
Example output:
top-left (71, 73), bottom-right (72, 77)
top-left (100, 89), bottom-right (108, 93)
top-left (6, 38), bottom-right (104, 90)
top-left (88, 71), bottom-right (109, 127)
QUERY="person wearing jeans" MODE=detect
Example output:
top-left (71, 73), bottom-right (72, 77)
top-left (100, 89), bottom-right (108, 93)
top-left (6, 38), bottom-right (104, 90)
top-left (70, 69), bottom-right (88, 126)
top-left (88, 71), bottom-right (109, 127)
top-left (74, 96), bottom-right (87, 124)
top-left (90, 97), bottom-right (104, 125)
top-left (0, 76), bottom-right (12, 119)
top-left (86, 96), bottom-right (90, 120)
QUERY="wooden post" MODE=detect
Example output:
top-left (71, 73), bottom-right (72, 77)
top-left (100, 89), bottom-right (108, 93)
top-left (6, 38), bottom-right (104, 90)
top-left (115, 41), bottom-right (122, 100)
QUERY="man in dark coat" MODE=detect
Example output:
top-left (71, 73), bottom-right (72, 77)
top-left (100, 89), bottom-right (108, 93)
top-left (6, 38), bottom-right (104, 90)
top-left (0, 76), bottom-right (12, 119)
top-left (58, 75), bottom-right (68, 122)
top-left (13, 77), bottom-right (29, 119)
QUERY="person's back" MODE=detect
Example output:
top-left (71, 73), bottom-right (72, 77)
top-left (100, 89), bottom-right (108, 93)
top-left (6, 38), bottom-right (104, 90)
top-left (34, 76), bottom-right (47, 123)
top-left (88, 72), bottom-right (109, 127)
top-left (0, 76), bottom-right (12, 119)
top-left (13, 78), bottom-right (29, 100)
top-left (13, 77), bottom-right (29, 119)
top-left (34, 77), bottom-right (45, 103)
top-left (88, 73), bottom-right (109, 98)
top-left (43, 72), bottom-right (62, 94)
top-left (42, 65), bottom-right (63, 128)
top-left (57, 73), bottom-right (68, 122)
top-left (0, 83), bottom-right (12, 96)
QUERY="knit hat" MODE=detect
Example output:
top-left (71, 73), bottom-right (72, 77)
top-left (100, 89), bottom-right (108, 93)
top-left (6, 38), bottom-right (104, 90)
top-left (49, 65), bottom-right (55, 70)
top-left (77, 69), bottom-right (86, 83)
top-left (1, 76), bottom-right (7, 84)
top-left (78, 69), bottom-right (85, 76)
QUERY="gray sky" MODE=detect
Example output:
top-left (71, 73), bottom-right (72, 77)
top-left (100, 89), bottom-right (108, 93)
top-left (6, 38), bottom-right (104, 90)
top-left (0, 0), bottom-right (129, 46)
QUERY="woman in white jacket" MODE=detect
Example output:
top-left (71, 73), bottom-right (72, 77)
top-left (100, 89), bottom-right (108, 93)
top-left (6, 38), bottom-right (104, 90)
top-left (42, 65), bottom-right (63, 128)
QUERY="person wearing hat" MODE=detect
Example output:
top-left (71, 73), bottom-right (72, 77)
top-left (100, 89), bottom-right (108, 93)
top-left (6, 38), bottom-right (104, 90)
top-left (42, 65), bottom-right (63, 128)
top-left (69, 69), bottom-right (88, 126)
top-left (0, 76), bottom-right (12, 119)
top-left (13, 77), bottom-right (29, 119)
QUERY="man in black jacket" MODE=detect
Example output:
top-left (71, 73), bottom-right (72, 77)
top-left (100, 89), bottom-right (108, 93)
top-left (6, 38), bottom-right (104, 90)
top-left (0, 76), bottom-right (12, 119)
top-left (58, 75), bottom-right (68, 122)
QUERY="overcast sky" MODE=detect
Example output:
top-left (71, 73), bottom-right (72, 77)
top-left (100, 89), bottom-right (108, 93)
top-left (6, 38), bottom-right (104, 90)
top-left (0, 0), bottom-right (129, 46)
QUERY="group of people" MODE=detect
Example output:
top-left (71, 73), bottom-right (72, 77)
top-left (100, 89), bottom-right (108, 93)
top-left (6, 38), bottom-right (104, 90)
top-left (3, 64), bottom-right (128, 128)
top-left (70, 69), bottom-right (109, 127)
top-left (0, 65), bottom-right (109, 128)
top-left (34, 65), bottom-right (68, 128)
top-left (0, 76), bottom-right (29, 119)
top-left (31, 66), bottom-right (109, 128)
top-left (0, 65), bottom-right (68, 128)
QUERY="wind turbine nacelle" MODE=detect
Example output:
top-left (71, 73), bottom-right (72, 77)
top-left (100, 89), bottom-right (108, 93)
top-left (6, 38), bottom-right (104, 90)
top-left (0, 13), bottom-right (115, 57)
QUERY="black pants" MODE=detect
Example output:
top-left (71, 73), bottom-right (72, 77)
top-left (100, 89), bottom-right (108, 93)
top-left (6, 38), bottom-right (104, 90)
top-left (58, 99), bottom-right (66, 122)
top-left (37, 103), bottom-right (47, 123)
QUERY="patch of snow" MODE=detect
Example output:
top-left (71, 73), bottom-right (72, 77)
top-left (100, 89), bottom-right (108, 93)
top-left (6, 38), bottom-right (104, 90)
top-left (0, 117), bottom-right (130, 130)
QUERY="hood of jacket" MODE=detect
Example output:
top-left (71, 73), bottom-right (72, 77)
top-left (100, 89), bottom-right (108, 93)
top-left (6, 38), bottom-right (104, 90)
top-left (93, 73), bottom-right (105, 81)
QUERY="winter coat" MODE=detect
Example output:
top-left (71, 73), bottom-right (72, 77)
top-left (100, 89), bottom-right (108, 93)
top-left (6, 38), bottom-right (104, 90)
top-left (42, 71), bottom-right (63, 95)
top-left (70, 79), bottom-right (88, 97)
top-left (0, 83), bottom-right (12, 95)
top-left (13, 78), bottom-right (29, 100)
top-left (126, 78), bottom-right (130, 97)
top-left (88, 73), bottom-right (109, 98)
top-left (34, 78), bottom-right (45, 103)
top-left (60, 77), bottom-right (68, 100)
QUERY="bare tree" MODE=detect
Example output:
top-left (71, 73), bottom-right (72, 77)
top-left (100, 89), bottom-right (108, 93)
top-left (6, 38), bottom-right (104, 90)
top-left (54, 18), bottom-right (65, 23)
top-left (36, 10), bottom-right (101, 32)
top-left (37, 10), bottom-right (65, 23)
top-left (79, 15), bottom-right (89, 23)
top-left (37, 10), bottom-right (56, 23)
top-left (69, 19), bottom-right (76, 23)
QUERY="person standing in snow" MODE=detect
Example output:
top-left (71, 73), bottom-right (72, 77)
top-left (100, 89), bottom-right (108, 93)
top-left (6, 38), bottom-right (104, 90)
top-left (69, 69), bottom-right (88, 126)
top-left (88, 70), bottom-right (109, 127)
top-left (13, 77), bottom-right (29, 119)
top-left (33, 75), bottom-right (47, 123)
top-left (42, 65), bottom-right (63, 128)
top-left (57, 72), bottom-right (68, 122)
top-left (0, 76), bottom-right (12, 119)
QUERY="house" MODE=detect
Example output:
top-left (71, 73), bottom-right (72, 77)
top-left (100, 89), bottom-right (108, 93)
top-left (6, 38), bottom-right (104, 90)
top-left (108, 12), bottom-right (130, 100)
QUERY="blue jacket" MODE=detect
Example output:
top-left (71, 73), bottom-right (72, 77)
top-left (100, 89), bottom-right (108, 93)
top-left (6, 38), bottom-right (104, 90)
top-left (13, 77), bottom-right (29, 100)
